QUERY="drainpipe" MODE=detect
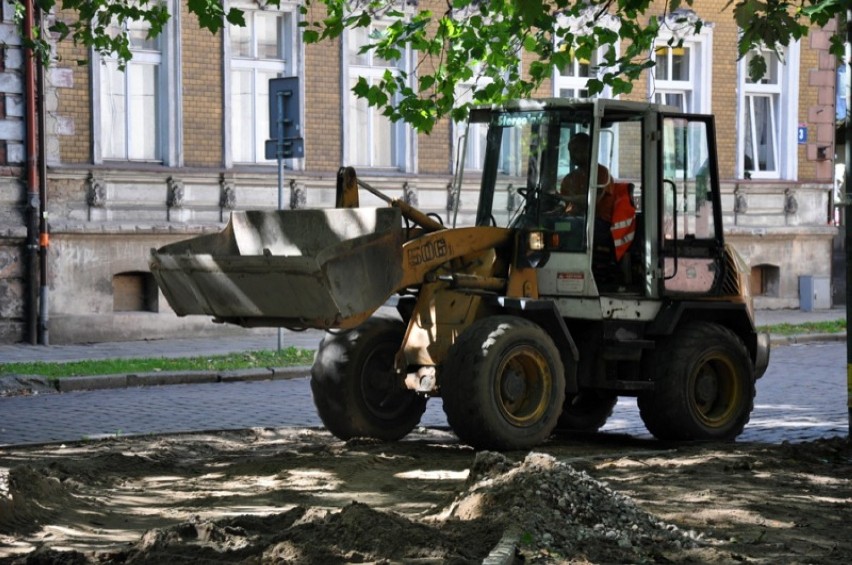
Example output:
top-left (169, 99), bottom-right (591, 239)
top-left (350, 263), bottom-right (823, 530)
top-left (843, 7), bottom-right (851, 439)
top-left (36, 5), bottom-right (48, 345)
top-left (23, 0), bottom-right (39, 345)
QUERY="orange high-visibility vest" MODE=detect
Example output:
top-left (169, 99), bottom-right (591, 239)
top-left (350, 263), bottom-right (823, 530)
top-left (608, 182), bottom-right (636, 261)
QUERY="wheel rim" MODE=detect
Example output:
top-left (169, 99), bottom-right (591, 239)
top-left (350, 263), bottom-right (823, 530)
top-left (360, 342), bottom-right (412, 421)
top-left (689, 353), bottom-right (742, 428)
top-left (494, 345), bottom-right (553, 427)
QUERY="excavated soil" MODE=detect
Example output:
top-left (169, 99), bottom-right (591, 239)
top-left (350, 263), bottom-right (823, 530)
top-left (0, 427), bottom-right (850, 564)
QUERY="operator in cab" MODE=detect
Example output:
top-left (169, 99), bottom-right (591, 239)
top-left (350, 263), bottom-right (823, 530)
top-left (560, 132), bottom-right (614, 219)
top-left (560, 132), bottom-right (637, 285)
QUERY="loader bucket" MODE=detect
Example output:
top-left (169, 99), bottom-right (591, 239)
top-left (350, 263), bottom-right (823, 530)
top-left (149, 207), bottom-right (404, 329)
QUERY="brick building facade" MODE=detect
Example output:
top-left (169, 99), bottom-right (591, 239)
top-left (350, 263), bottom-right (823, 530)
top-left (0, 0), bottom-right (840, 343)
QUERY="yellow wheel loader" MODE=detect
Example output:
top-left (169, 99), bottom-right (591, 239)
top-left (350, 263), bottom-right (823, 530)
top-left (150, 99), bottom-right (770, 450)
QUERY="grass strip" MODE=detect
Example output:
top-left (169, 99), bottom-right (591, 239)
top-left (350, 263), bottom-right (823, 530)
top-left (0, 347), bottom-right (315, 379)
top-left (758, 319), bottom-right (846, 336)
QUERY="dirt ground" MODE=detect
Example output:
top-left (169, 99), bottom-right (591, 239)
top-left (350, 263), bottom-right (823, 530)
top-left (0, 426), bottom-right (849, 564)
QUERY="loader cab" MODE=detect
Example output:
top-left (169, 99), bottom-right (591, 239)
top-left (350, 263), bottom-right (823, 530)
top-left (470, 99), bottom-right (728, 303)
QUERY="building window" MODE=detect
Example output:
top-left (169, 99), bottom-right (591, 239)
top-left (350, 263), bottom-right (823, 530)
top-left (649, 18), bottom-right (713, 114)
top-left (454, 87), bottom-right (488, 172)
top-left (555, 51), bottom-right (596, 99)
top-left (344, 23), bottom-right (410, 170)
top-left (99, 21), bottom-right (162, 161)
top-left (742, 51), bottom-right (780, 175)
top-left (738, 45), bottom-right (800, 179)
top-left (454, 67), bottom-right (502, 173)
top-left (652, 44), bottom-right (691, 110)
top-left (552, 10), bottom-right (618, 101)
top-left (227, 3), bottom-right (297, 164)
top-left (92, 1), bottom-right (179, 165)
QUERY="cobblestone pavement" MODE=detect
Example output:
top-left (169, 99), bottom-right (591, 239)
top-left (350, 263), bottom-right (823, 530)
top-left (0, 341), bottom-right (847, 447)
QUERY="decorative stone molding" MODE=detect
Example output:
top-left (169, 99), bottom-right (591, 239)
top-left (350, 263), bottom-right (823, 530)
top-left (166, 177), bottom-right (184, 209)
top-left (220, 178), bottom-right (236, 209)
top-left (446, 182), bottom-right (459, 212)
top-left (86, 174), bottom-right (106, 208)
top-left (402, 182), bottom-right (418, 207)
top-left (290, 179), bottom-right (306, 210)
top-left (784, 188), bottom-right (798, 216)
top-left (506, 183), bottom-right (517, 212)
top-left (734, 188), bottom-right (747, 214)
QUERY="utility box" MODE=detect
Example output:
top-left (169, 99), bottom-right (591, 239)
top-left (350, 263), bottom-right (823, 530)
top-left (799, 275), bottom-right (831, 311)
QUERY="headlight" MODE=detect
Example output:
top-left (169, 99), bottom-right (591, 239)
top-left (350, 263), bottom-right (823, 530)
top-left (515, 230), bottom-right (550, 269)
top-left (528, 231), bottom-right (545, 250)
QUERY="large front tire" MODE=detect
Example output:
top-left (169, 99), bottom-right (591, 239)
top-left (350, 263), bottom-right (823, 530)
top-left (441, 316), bottom-right (566, 450)
top-left (311, 318), bottom-right (426, 441)
top-left (638, 322), bottom-right (755, 441)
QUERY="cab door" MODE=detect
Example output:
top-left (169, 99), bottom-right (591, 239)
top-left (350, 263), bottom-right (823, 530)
top-left (658, 114), bottom-right (727, 297)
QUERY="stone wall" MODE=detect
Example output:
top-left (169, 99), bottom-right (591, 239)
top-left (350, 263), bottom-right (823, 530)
top-left (37, 167), bottom-right (465, 343)
top-left (0, 1), bottom-right (26, 342)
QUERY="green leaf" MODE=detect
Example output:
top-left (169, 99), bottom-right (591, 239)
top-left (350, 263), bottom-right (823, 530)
top-left (748, 53), bottom-right (768, 82)
top-left (225, 8), bottom-right (245, 27)
top-left (187, 0), bottom-right (227, 33)
top-left (418, 75), bottom-right (435, 92)
top-left (352, 77), bottom-right (370, 98)
top-left (516, 0), bottom-right (545, 24)
top-left (303, 29), bottom-right (319, 44)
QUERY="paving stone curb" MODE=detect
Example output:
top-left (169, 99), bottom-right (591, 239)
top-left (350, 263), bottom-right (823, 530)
top-left (0, 366), bottom-right (312, 396)
top-left (127, 371), bottom-right (219, 388)
top-left (56, 375), bottom-right (128, 392)
top-left (769, 333), bottom-right (846, 346)
top-left (219, 368), bottom-right (275, 382)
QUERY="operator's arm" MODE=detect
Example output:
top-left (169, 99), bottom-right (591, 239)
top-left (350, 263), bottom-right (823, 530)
top-left (560, 171), bottom-right (589, 215)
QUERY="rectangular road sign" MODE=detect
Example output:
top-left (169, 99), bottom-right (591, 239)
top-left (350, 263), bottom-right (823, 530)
top-left (269, 77), bottom-right (301, 140)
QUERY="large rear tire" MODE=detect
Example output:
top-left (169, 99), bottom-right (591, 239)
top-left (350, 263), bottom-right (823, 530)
top-left (441, 316), bottom-right (566, 450)
top-left (638, 322), bottom-right (755, 441)
top-left (557, 392), bottom-right (618, 433)
top-left (311, 318), bottom-right (426, 441)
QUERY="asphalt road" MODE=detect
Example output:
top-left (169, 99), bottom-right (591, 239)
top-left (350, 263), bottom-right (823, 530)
top-left (0, 341), bottom-right (848, 447)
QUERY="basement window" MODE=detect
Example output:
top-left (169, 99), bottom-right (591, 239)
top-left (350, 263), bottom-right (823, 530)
top-left (113, 272), bottom-right (159, 312)
top-left (749, 264), bottom-right (780, 297)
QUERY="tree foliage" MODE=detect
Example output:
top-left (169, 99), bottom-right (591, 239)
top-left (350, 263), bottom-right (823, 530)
top-left (19, 0), bottom-right (848, 133)
top-left (300, 0), bottom-right (689, 131)
top-left (26, 0), bottom-right (244, 67)
top-left (727, 0), bottom-right (846, 81)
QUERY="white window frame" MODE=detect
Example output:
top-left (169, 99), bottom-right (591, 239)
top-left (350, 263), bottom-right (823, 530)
top-left (737, 43), bottom-right (800, 180)
top-left (552, 10), bottom-right (618, 100)
top-left (91, 1), bottom-right (181, 165)
top-left (652, 43), bottom-right (693, 112)
top-left (223, 0), bottom-right (302, 167)
top-left (342, 21), bottom-right (414, 171)
top-left (452, 68), bottom-right (497, 173)
top-left (554, 48), bottom-right (610, 99)
top-left (650, 18), bottom-right (713, 114)
top-left (453, 59), bottom-right (528, 174)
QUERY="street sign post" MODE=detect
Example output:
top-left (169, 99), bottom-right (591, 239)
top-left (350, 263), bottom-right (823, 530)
top-left (267, 77), bottom-right (304, 349)
top-left (267, 77), bottom-right (304, 209)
